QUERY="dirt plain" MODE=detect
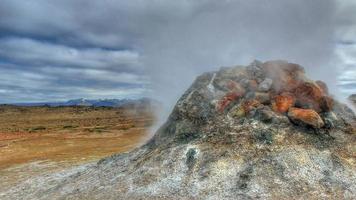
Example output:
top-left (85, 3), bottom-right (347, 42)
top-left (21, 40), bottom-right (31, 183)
top-left (0, 105), bottom-right (155, 188)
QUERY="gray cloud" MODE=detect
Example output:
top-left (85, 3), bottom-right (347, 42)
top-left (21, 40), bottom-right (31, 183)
top-left (0, 37), bottom-right (142, 71)
top-left (335, 0), bottom-right (356, 98)
top-left (337, 43), bottom-right (356, 97)
top-left (141, 0), bottom-right (342, 118)
top-left (0, 0), bottom-right (355, 110)
top-left (0, 63), bottom-right (147, 103)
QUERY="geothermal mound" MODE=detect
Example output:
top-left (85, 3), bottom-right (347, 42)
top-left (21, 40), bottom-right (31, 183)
top-left (2, 60), bottom-right (356, 200)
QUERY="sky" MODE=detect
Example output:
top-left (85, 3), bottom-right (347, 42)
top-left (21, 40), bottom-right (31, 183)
top-left (0, 0), bottom-right (355, 106)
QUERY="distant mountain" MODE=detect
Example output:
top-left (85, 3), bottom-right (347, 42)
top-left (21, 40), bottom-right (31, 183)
top-left (11, 98), bottom-right (158, 108)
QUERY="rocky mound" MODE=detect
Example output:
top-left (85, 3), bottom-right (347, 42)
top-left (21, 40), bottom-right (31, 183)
top-left (1, 60), bottom-right (356, 200)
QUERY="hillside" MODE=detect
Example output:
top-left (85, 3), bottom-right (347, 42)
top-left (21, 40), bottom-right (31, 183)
top-left (1, 60), bottom-right (355, 199)
top-left (349, 94), bottom-right (356, 106)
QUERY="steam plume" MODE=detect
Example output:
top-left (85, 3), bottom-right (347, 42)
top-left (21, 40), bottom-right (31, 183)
top-left (140, 0), bottom-right (343, 125)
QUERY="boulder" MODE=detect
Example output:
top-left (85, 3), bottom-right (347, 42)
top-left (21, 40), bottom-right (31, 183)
top-left (316, 80), bottom-right (329, 95)
top-left (255, 92), bottom-right (271, 104)
top-left (258, 78), bottom-right (273, 92)
top-left (229, 102), bottom-right (246, 118)
top-left (216, 80), bottom-right (246, 113)
top-left (239, 78), bottom-right (250, 88)
top-left (242, 99), bottom-right (261, 115)
top-left (288, 107), bottom-right (324, 128)
top-left (272, 92), bottom-right (295, 113)
top-left (246, 60), bottom-right (265, 82)
top-left (255, 106), bottom-right (276, 123)
top-left (321, 111), bottom-right (339, 129)
top-left (216, 91), bottom-right (243, 113)
top-left (244, 91), bottom-right (255, 100)
top-left (262, 60), bottom-right (305, 93)
top-left (247, 80), bottom-right (258, 91)
top-left (295, 82), bottom-right (324, 112)
top-left (239, 79), bottom-right (258, 92)
top-left (226, 80), bottom-right (244, 92)
top-left (320, 95), bottom-right (334, 112)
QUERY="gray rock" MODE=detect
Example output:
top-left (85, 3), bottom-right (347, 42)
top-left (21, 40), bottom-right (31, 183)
top-left (250, 59), bottom-right (263, 67)
top-left (255, 106), bottom-right (275, 123)
top-left (255, 92), bottom-right (271, 104)
top-left (258, 78), bottom-right (273, 92)
top-left (255, 106), bottom-right (289, 124)
top-left (322, 112), bottom-right (339, 129)
top-left (245, 91), bottom-right (255, 100)
top-left (239, 78), bottom-right (250, 88)
top-left (246, 60), bottom-right (265, 83)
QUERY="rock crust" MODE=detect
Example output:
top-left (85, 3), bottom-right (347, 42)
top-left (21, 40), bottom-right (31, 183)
top-left (1, 60), bottom-right (355, 200)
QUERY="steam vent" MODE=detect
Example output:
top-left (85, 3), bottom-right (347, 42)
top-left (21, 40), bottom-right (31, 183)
top-left (2, 60), bottom-right (356, 200)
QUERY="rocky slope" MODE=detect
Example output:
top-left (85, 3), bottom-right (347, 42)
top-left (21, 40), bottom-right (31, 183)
top-left (349, 94), bottom-right (356, 107)
top-left (1, 60), bottom-right (355, 200)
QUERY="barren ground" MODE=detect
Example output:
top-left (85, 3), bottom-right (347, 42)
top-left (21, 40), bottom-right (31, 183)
top-left (0, 105), bottom-right (154, 188)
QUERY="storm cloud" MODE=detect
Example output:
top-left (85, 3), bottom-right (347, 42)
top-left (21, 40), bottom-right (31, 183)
top-left (0, 0), bottom-right (355, 107)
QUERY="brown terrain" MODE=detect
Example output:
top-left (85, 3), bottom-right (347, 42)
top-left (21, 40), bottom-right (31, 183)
top-left (0, 105), bottom-right (155, 188)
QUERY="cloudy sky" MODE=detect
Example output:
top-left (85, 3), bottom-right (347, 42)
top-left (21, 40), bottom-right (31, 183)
top-left (0, 0), bottom-right (355, 105)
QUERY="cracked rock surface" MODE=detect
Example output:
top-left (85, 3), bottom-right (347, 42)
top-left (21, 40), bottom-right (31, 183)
top-left (1, 60), bottom-right (356, 200)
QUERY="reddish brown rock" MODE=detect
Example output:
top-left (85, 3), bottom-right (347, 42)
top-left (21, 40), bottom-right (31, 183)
top-left (272, 93), bottom-right (295, 113)
top-left (295, 82), bottom-right (324, 112)
top-left (226, 80), bottom-right (245, 94)
top-left (242, 99), bottom-right (261, 113)
top-left (288, 107), bottom-right (325, 128)
top-left (295, 82), bottom-right (323, 101)
top-left (316, 80), bottom-right (329, 95)
top-left (319, 95), bottom-right (334, 112)
top-left (262, 60), bottom-right (305, 93)
top-left (226, 80), bottom-right (238, 90)
top-left (283, 76), bottom-right (303, 93)
top-left (217, 91), bottom-right (243, 113)
top-left (247, 80), bottom-right (258, 91)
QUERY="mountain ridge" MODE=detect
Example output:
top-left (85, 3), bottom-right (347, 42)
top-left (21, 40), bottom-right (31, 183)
top-left (9, 97), bottom-right (156, 107)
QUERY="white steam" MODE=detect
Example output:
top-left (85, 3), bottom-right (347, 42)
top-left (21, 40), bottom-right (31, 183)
top-left (139, 0), bottom-right (346, 126)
